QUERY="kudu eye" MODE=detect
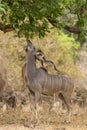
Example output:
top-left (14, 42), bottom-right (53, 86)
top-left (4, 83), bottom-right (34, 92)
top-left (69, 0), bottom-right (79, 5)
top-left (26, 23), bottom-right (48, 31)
top-left (25, 47), bottom-right (28, 52)
top-left (33, 47), bottom-right (36, 50)
top-left (24, 45), bottom-right (28, 52)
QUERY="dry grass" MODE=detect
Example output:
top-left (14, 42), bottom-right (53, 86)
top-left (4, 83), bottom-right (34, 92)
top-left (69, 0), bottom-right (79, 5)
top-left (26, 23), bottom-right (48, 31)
top-left (0, 105), bottom-right (87, 130)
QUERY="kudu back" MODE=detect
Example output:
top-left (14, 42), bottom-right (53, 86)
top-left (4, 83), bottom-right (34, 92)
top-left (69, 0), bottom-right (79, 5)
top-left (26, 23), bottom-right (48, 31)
top-left (24, 40), bottom-right (74, 123)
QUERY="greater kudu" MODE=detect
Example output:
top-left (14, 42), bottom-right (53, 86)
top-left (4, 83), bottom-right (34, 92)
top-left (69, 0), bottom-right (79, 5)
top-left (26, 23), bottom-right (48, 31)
top-left (25, 40), bottom-right (74, 123)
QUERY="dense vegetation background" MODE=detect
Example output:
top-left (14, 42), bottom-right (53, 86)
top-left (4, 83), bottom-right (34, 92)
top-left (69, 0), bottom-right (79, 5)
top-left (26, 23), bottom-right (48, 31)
top-left (0, 1), bottom-right (87, 130)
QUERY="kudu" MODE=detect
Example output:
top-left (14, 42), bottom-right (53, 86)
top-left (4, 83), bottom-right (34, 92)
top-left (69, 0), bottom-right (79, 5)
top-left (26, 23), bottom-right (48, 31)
top-left (25, 40), bottom-right (74, 123)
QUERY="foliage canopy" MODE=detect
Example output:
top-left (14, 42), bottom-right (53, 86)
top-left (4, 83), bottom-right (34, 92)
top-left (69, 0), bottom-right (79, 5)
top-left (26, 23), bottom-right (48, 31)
top-left (0, 0), bottom-right (87, 40)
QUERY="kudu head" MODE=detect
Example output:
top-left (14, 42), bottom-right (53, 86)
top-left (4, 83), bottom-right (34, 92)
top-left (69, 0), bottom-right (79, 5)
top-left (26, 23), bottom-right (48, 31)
top-left (25, 40), bottom-right (59, 72)
top-left (25, 39), bottom-right (36, 53)
top-left (25, 39), bottom-right (45, 61)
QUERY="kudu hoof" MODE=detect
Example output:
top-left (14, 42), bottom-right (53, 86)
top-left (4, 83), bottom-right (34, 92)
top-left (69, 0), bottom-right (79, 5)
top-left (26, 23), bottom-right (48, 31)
top-left (24, 122), bottom-right (35, 128)
top-left (24, 120), bottom-right (38, 128)
top-left (62, 120), bottom-right (71, 124)
top-left (54, 128), bottom-right (66, 130)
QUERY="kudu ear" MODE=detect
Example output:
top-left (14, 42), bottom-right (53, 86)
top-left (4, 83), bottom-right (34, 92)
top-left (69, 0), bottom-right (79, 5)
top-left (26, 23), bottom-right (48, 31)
top-left (35, 50), bottom-right (45, 61)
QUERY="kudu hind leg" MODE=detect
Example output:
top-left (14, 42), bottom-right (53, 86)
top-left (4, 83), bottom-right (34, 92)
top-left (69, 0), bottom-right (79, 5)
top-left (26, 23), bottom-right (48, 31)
top-left (59, 93), bottom-right (72, 123)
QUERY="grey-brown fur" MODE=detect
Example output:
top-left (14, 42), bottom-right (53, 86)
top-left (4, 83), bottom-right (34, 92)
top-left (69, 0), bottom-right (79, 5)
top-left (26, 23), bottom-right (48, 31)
top-left (25, 40), bottom-right (74, 122)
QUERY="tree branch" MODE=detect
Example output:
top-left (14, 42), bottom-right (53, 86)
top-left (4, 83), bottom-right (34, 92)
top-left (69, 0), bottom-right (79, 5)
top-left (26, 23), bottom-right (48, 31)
top-left (0, 22), bottom-right (15, 33)
top-left (64, 25), bottom-right (82, 34)
top-left (48, 19), bottom-right (82, 34)
top-left (0, 18), bottom-right (82, 34)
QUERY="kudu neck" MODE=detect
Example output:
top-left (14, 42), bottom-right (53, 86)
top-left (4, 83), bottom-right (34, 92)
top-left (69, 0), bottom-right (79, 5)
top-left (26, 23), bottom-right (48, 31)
top-left (27, 52), bottom-right (36, 78)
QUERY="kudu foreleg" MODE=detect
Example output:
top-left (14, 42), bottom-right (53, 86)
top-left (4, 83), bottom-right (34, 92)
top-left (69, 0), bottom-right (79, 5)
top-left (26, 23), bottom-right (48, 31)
top-left (29, 91), bottom-right (37, 121)
top-left (31, 91), bottom-right (43, 125)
